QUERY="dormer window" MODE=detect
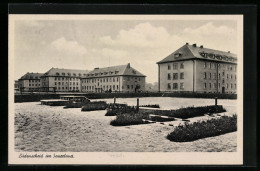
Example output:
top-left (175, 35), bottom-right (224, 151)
top-left (62, 73), bottom-right (65, 76)
top-left (95, 73), bottom-right (98, 76)
top-left (174, 52), bottom-right (182, 58)
top-left (56, 72), bottom-right (59, 76)
top-left (73, 73), bottom-right (76, 76)
top-left (132, 70), bottom-right (136, 74)
top-left (115, 71), bottom-right (119, 74)
top-left (199, 52), bottom-right (207, 58)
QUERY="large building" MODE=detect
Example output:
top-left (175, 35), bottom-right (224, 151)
top-left (157, 43), bottom-right (237, 94)
top-left (40, 68), bottom-right (89, 92)
top-left (81, 63), bottom-right (146, 93)
top-left (18, 72), bottom-right (43, 92)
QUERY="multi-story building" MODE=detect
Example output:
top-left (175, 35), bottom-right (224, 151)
top-left (14, 80), bottom-right (19, 91)
top-left (40, 68), bottom-right (89, 92)
top-left (18, 72), bottom-right (43, 92)
top-left (157, 43), bottom-right (237, 94)
top-left (81, 63), bottom-right (146, 93)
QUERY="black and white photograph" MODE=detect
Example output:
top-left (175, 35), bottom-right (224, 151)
top-left (8, 14), bottom-right (243, 165)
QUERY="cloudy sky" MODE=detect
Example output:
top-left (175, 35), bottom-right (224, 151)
top-left (13, 17), bottom-right (238, 83)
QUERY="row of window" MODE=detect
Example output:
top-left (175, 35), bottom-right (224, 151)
top-left (56, 72), bottom-right (86, 77)
top-left (168, 73), bottom-right (184, 80)
top-left (204, 72), bottom-right (236, 80)
top-left (54, 77), bottom-right (80, 81)
top-left (29, 80), bottom-right (40, 82)
top-left (168, 63), bottom-right (184, 70)
top-left (83, 77), bottom-right (120, 84)
top-left (56, 87), bottom-right (78, 90)
top-left (204, 83), bottom-right (237, 89)
top-left (204, 62), bottom-right (236, 71)
top-left (29, 84), bottom-right (41, 86)
top-left (55, 82), bottom-right (79, 86)
top-left (84, 85), bottom-right (119, 91)
top-left (167, 83), bottom-right (184, 90)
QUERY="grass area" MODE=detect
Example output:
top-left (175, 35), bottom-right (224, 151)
top-left (140, 105), bottom-right (226, 119)
top-left (139, 104), bottom-right (160, 108)
top-left (110, 113), bottom-right (150, 126)
top-left (81, 101), bottom-right (107, 111)
top-left (167, 114), bottom-right (237, 142)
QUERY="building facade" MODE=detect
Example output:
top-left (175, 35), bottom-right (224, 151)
top-left (18, 72), bottom-right (43, 92)
top-left (81, 63), bottom-right (146, 93)
top-left (157, 43), bottom-right (237, 94)
top-left (40, 68), bottom-right (89, 92)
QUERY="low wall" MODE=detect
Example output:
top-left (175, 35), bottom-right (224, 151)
top-left (14, 92), bottom-right (237, 103)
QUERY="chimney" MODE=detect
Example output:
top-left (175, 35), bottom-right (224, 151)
top-left (127, 63), bottom-right (130, 68)
top-left (193, 43), bottom-right (197, 47)
top-left (186, 42), bottom-right (189, 45)
top-left (200, 45), bottom-right (203, 48)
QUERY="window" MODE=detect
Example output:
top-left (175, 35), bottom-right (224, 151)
top-left (209, 73), bottom-right (212, 79)
top-left (214, 83), bottom-right (217, 89)
top-left (180, 63), bottom-right (184, 69)
top-left (127, 85), bottom-right (130, 89)
top-left (168, 65), bottom-right (171, 70)
top-left (122, 86), bottom-right (124, 89)
top-left (173, 73), bottom-right (178, 80)
top-left (204, 62), bottom-right (207, 68)
top-left (213, 73), bottom-right (216, 79)
top-left (173, 63), bottom-right (178, 69)
top-left (180, 83), bottom-right (184, 89)
top-left (218, 83), bottom-right (220, 88)
top-left (209, 63), bottom-right (212, 69)
top-left (204, 83), bottom-right (207, 89)
top-left (113, 78), bottom-right (115, 82)
top-left (227, 74), bottom-right (229, 79)
top-left (222, 79), bottom-right (225, 83)
top-left (167, 73), bottom-right (171, 80)
top-left (131, 85), bottom-right (133, 89)
top-left (55, 82), bottom-right (57, 85)
top-left (218, 73), bottom-right (220, 79)
top-left (117, 85), bottom-right (119, 90)
top-left (204, 72), bottom-right (207, 79)
top-left (173, 83), bottom-right (178, 89)
top-left (235, 84), bottom-right (236, 89)
top-left (180, 72), bottom-right (184, 79)
top-left (231, 83), bottom-right (233, 89)
top-left (117, 77), bottom-right (119, 82)
top-left (167, 83), bottom-right (171, 90)
top-left (113, 85), bottom-right (115, 90)
top-left (209, 83), bottom-right (211, 89)
top-left (56, 72), bottom-right (59, 76)
top-left (230, 66), bottom-right (233, 71)
top-left (235, 75), bottom-right (236, 80)
top-left (227, 83), bottom-right (229, 89)
top-left (231, 74), bottom-right (233, 79)
top-left (138, 78), bottom-right (140, 81)
top-left (62, 73), bottom-right (65, 76)
top-left (222, 71), bottom-right (225, 76)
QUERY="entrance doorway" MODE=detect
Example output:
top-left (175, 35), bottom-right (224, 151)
top-left (222, 87), bottom-right (225, 93)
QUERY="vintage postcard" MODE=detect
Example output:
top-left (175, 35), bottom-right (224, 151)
top-left (9, 14), bottom-right (243, 165)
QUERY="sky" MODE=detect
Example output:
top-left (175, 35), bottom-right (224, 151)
top-left (13, 17), bottom-right (238, 83)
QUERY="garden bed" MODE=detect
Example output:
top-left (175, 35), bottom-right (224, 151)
top-left (81, 101), bottom-right (107, 111)
top-left (139, 105), bottom-right (226, 119)
top-left (110, 113), bottom-right (150, 126)
top-left (167, 114), bottom-right (237, 142)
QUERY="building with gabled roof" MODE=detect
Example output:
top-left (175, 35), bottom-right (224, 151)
top-left (157, 43), bottom-right (237, 94)
top-left (18, 72), bottom-right (43, 92)
top-left (40, 67), bottom-right (89, 92)
top-left (81, 63), bottom-right (146, 93)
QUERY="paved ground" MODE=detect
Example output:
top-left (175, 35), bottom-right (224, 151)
top-left (14, 98), bottom-right (237, 152)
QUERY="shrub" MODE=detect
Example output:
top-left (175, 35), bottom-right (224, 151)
top-left (139, 105), bottom-right (226, 119)
top-left (139, 104), bottom-right (160, 108)
top-left (105, 105), bottom-right (137, 116)
top-left (167, 114), bottom-right (237, 142)
top-left (81, 101), bottom-right (107, 111)
top-left (150, 115), bottom-right (175, 122)
top-left (110, 113), bottom-right (150, 126)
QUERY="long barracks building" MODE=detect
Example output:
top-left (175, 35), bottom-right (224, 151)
top-left (157, 43), bottom-right (237, 94)
top-left (81, 63), bottom-right (146, 93)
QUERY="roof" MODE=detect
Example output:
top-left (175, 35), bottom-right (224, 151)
top-left (84, 63), bottom-right (146, 78)
top-left (19, 72), bottom-right (43, 80)
top-left (157, 44), bottom-right (237, 64)
top-left (42, 67), bottom-right (89, 77)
